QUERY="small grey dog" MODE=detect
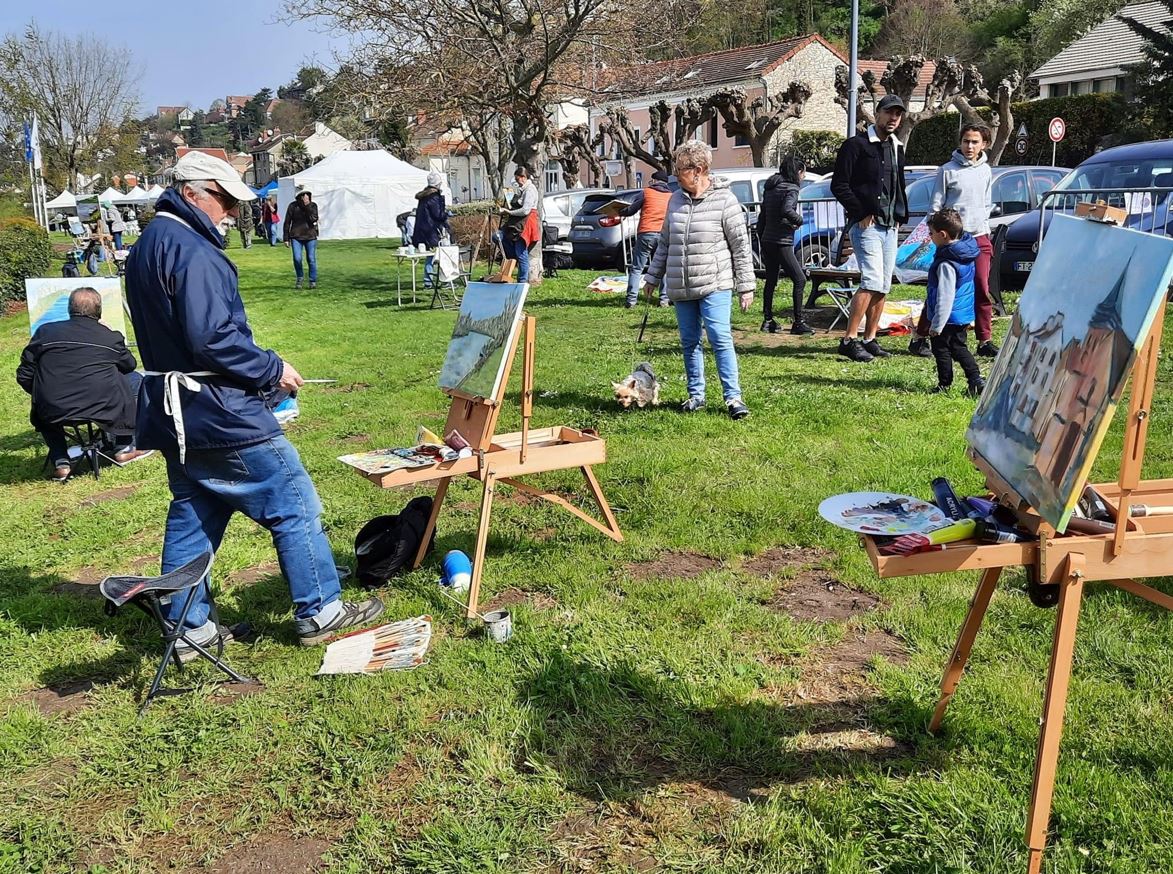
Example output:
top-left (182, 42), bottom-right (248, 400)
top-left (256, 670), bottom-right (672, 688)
top-left (613, 362), bottom-right (661, 409)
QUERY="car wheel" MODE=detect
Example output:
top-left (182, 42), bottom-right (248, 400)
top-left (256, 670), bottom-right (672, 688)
top-left (799, 243), bottom-right (830, 269)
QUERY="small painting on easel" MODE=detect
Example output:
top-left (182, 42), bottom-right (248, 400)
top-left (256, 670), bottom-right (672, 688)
top-left (438, 282), bottom-right (528, 399)
top-left (967, 214), bottom-right (1173, 531)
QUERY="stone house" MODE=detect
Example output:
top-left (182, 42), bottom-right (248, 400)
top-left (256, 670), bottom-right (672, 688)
top-left (586, 34), bottom-right (847, 181)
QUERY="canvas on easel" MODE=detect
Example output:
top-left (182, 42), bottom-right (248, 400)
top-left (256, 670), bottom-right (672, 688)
top-left (855, 211), bottom-right (1173, 874)
top-left (346, 281), bottom-right (623, 617)
top-left (968, 214), bottom-right (1173, 532)
top-left (26, 277), bottom-right (126, 337)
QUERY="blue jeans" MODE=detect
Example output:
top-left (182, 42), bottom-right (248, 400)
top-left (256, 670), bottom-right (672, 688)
top-left (268, 222), bottom-right (281, 245)
top-left (112, 231), bottom-right (123, 250)
top-left (291, 239), bottom-right (317, 282)
top-left (160, 435), bottom-right (342, 630)
top-left (849, 222), bottom-right (898, 294)
top-left (626, 232), bottom-right (664, 305)
top-left (507, 236), bottom-right (530, 282)
top-left (674, 290), bottom-right (743, 403)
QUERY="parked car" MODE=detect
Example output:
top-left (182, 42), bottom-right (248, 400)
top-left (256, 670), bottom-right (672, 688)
top-left (544, 188), bottom-right (610, 241)
top-left (569, 188), bottom-right (646, 269)
top-left (999, 140), bottom-right (1173, 290)
top-left (901, 165), bottom-right (1069, 237)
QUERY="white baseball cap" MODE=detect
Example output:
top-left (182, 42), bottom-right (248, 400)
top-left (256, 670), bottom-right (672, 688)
top-left (173, 151), bottom-right (256, 202)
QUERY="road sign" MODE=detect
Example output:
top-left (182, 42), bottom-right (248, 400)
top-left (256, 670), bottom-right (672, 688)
top-left (1014, 137), bottom-right (1028, 157)
top-left (1017, 123), bottom-right (1028, 139)
top-left (1048, 117), bottom-right (1066, 143)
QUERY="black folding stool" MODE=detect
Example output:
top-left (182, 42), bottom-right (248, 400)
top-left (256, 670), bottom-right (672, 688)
top-left (100, 551), bottom-right (252, 713)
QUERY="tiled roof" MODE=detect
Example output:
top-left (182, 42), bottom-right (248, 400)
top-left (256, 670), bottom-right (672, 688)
top-left (176, 147), bottom-right (231, 163)
top-left (1032, 1), bottom-right (1168, 78)
top-left (226, 95), bottom-right (250, 107)
top-left (614, 34), bottom-right (846, 97)
top-left (857, 59), bottom-right (939, 97)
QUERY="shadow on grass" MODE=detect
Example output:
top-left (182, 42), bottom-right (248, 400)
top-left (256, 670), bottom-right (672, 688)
top-left (517, 651), bottom-right (934, 802)
top-left (0, 428), bottom-right (42, 452)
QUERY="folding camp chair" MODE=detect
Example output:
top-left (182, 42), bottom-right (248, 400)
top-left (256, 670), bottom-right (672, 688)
top-left (430, 245), bottom-right (467, 309)
top-left (100, 551), bottom-right (252, 714)
top-left (824, 277), bottom-right (858, 333)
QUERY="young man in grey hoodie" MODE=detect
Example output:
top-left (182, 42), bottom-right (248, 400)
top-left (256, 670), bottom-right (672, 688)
top-left (914, 124), bottom-right (996, 358)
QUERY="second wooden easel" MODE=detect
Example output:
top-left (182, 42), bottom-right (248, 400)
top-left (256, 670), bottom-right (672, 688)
top-left (859, 211), bottom-right (1173, 872)
top-left (352, 309), bottom-right (623, 617)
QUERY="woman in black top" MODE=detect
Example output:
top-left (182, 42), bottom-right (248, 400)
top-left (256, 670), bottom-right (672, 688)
top-left (757, 156), bottom-right (811, 334)
top-left (283, 189), bottom-right (320, 289)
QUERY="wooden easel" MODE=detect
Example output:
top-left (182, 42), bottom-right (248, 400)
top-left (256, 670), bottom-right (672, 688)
top-left (352, 311), bottom-right (623, 617)
top-left (859, 213), bottom-right (1173, 872)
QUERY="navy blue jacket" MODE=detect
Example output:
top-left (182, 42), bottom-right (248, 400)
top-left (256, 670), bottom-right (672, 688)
top-left (124, 188), bottom-right (284, 451)
top-left (411, 187), bottom-right (449, 248)
top-left (925, 233), bottom-right (979, 333)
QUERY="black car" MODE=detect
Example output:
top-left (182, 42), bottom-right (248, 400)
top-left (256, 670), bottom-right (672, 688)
top-left (999, 140), bottom-right (1173, 290)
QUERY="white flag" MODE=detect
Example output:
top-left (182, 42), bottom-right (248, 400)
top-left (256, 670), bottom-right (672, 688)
top-left (29, 115), bottom-right (43, 171)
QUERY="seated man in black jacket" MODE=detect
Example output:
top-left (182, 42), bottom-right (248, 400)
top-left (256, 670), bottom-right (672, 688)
top-left (16, 287), bottom-right (149, 481)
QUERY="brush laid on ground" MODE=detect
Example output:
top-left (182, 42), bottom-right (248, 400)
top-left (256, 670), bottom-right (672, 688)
top-left (316, 616), bottom-right (433, 675)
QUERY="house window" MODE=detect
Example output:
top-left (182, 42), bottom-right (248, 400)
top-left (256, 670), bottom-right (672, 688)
top-left (1093, 77), bottom-right (1115, 93)
top-left (734, 132), bottom-right (750, 147)
top-left (709, 118), bottom-right (719, 148)
top-left (634, 127), bottom-right (641, 152)
top-left (545, 161), bottom-right (562, 192)
top-left (635, 171), bottom-right (644, 188)
top-left (1050, 82), bottom-right (1070, 97)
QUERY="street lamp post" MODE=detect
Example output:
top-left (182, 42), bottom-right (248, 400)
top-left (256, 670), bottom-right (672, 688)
top-left (846, 0), bottom-right (859, 138)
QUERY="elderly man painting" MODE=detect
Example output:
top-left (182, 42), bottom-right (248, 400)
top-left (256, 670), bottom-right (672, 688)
top-left (16, 287), bottom-right (146, 481)
top-left (125, 151), bottom-right (382, 658)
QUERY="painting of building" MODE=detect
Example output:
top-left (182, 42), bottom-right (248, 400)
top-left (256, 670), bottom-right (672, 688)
top-left (439, 282), bottom-right (529, 399)
top-left (967, 214), bottom-right (1173, 530)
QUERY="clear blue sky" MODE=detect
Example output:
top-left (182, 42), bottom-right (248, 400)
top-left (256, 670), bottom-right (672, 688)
top-left (0, 1), bottom-right (347, 114)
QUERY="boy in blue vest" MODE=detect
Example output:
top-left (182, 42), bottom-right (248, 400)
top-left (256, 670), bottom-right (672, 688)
top-left (924, 208), bottom-right (984, 396)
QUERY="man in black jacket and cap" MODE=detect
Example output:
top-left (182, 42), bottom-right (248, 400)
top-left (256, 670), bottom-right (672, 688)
top-left (830, 94), bottom-right (909, 363)
top-left (16, 287), bottom-right (148, 480)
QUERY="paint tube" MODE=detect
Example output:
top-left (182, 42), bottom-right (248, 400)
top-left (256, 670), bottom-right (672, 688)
top-left (1064, 516), bottom-right (1116, 535)
top-left (931, 477), bottom-right (966, 521)
top-left (974, 518), bottom-right (1034, 544)
top-left (964, 496), bottom-right (997, 519)
top-left (1081, 485), bottom-right (1113, 521)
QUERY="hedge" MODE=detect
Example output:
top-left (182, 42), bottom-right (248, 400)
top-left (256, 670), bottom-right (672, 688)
top-left (0, 217), bottom-right (52, 305)
top-left (905, 94), bottom-right (1134, 168)
top-left (785, 130), bottom-right (846, 174)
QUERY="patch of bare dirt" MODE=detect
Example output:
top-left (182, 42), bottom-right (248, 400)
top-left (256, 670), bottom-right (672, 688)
top-left (203, 833), bottom-right (330, 873)
top-left (743, 546), bottom-right (831, 577)
top-left (482, 587), bottom-right (557, 612)
top-left (229, 563), bottom-right (280, 586)
top-left (790, 727), bottom-right (904, 755)
top-left (211, 681), bottom-right (265, 706)
top-left (625, 551), bottom-right (722, 581)
top-left (323, 382), bottom-right (370, 393)
top-left (790, 629), bottom-right (909, 705)
top-left (79, 485), bottom-right (138, 507)
top-left (22, 680), bottom-right (93, 716)
top-left (340, 434), bottom-right (370, 444)
top-left (4, 299), bottom-right (26, 317)
top-left (52, 581), bottom-right (101, 598)
top-left (66, 554), bottom-right (159, 588)
top-left (767, 570), bottom-right (881, 623)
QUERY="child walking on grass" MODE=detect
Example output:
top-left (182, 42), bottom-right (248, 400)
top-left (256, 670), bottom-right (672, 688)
top-left (924, 208), bottom-right (985, 397)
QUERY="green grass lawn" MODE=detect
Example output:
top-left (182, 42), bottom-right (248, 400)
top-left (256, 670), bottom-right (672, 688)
top-left (2, 238), bottom-right (1173, 873)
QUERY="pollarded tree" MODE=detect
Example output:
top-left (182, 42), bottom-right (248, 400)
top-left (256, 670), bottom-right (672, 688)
top-left (708, 81), bottom-right (813, 167)
top-left (952, 68), bottom-right (1024, 165)
top-left (548, 123), bottom-right (605, 188)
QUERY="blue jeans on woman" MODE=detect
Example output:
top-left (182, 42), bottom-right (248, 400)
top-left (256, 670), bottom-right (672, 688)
top-left (626, 232), bottom-right (664, 305)
top-left (507, 236), bottom-right (530, 282)
top-left (291, 238), bottom-right (317, 282)
top-left (160, 434), bottom-right (342, 632)
top-left (267, 221), bottom-right (282, 245)
top-left (674, 290), bottom-right (743, 403)
top-left (111, 231), bottom-right (123, 250)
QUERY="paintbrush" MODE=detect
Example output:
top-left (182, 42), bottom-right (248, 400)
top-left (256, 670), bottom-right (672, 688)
top-left (878, 519), bottom-right (977, 556)
top-left (1129, 504), bottom-right (1173, 517)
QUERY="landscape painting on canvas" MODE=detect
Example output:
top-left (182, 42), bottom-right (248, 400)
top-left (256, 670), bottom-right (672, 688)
top-left (967, 214), bottom-right (1173, 531)
top-left (26, 277), bottom-right (126, 338)
top-left (438, 282), bottom-right (528, 399)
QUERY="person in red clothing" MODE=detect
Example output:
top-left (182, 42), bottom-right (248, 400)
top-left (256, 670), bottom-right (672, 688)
top-left (620, 170), bottom-right (673, 307)
top-left (500, 166), bottom-right (540, 281)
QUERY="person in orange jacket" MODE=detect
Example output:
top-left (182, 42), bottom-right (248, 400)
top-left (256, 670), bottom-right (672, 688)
top-left (620, 170), bottom-right (673, 307)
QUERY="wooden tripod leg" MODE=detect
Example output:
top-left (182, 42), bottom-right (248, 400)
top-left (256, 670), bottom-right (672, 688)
top-left (581, 465), bottom-right (624, 542)
top-left (929, 566), bottom-right (1002, 733)
top-left (466, 471), bottom-right (497, 618)
top-left (413, 477), bottom-right (451, 569)
top-left (1026, 553), bottom-right (1086, 874)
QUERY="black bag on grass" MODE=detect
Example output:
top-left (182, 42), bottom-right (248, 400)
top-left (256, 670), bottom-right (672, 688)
top-left (354, 496), bottom-right (436, 588)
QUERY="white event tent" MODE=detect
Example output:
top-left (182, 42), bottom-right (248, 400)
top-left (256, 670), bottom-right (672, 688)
top-left (277, 150), bottom-right (431, 240)
top-left (123, 185), bottom-right (150, 205)
top-left (45, 190), bottom-right (77, 212)
top-left (97, 186), bottom-right (124, 204)
top-left (146, 184), bottom-right (165, 201)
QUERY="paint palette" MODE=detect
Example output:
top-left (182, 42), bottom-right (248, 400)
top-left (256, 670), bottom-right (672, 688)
top-left (819, 491), bottom-right (950, 536)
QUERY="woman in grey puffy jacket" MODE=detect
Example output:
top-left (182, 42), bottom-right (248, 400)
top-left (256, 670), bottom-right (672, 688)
top-left (642, 141), bottom-right (754, 420)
